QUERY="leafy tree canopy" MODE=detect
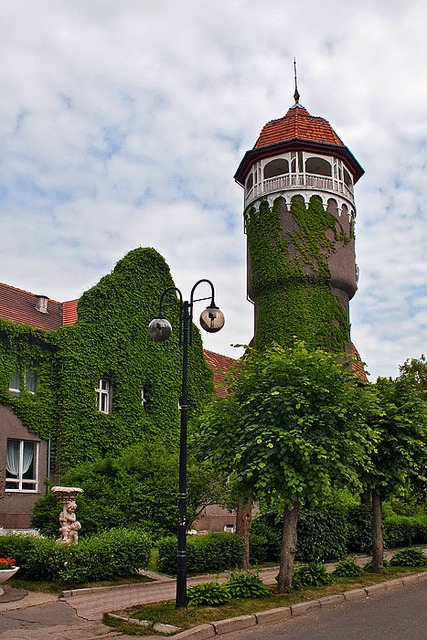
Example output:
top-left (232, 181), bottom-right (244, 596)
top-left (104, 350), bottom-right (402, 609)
top-left (201, 342), bottom-right (378, 509)
top-left (399, 354), bottom-right (427, 400)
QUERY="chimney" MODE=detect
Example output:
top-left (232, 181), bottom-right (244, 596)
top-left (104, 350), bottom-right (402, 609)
top-left (35, 295), bottom-right (49, 314)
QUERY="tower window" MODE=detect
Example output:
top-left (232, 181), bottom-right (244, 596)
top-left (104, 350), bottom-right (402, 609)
top-left (305, 157), bottom-right (332, 177)
top-left (246, 173), bottom-right (253, 190)
top-left (343, 168), bottom-right (352, 188)
top-left (264, 158), bottom-right (289, 179)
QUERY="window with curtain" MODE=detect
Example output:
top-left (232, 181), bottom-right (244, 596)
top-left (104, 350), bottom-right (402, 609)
top-left (25, 370), bottom-right (38, 394)
top-left (5, 439), bottom-right (39, 492)
top-left (8, 370), bottom-right (21, 396)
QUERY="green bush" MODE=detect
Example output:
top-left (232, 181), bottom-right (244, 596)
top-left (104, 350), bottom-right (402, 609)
top-left (187, 581), bottom-right (231, 606)
top-left (292, 561), bottom-right (333, 590)
top-left (0, 529), bottom-right (151, 585)
top-left (346, 506), bottom-right (372, 553)
top-left (333, 557), bottom-right (363, 578)
top-left (158, 533), bottom-right (244, 575)
top-left (390, 548), bottom-right (427, 567)
top-left (384, 514), bottom-right (427, 548)
top-left (363, 559), bottom-right (391, 572)
top-left (251, 508), bottom-right (348, 564)
top-left (225, 570), bottom-right (270, 599)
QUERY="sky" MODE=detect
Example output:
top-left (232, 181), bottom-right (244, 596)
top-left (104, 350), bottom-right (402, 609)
top-left (0, 0), bottom-right (425, 381)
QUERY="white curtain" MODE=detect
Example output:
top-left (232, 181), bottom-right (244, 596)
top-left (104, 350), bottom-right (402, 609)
top-left (22, 442), bottom-right (34, 476)
top-left (6, 440), bottom-right (19, 476)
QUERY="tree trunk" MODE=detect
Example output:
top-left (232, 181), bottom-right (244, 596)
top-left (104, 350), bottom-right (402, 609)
top-left (236, 498), bottom-right (252, 569)
top-left (372, 491), bottom-right (383, 573)
top-left (276, 501), bottom-right (299, 593)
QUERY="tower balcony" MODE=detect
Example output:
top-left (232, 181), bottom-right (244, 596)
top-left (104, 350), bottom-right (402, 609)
top-left (244, 172), bottom-right (355, 210)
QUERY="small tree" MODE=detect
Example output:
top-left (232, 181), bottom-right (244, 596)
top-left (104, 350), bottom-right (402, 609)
top-left (201, 342), bottom-right (376, 592)
top-left (399, 354), bottom-right (427, 400)
top-left (363, 376), bottom-right (427, 572)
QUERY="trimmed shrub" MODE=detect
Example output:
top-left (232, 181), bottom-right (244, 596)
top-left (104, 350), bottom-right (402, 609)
top-left (225, 570), bottom-right (270, 598)
top-left (158, 533), bottom-right (244, 575)
top-left (346, 506), bottom-right (372, 553)
top-left (384, 515), bottom-right (427, 548)
top-left (0, 529), bottom-right (151, 584)
top-left (187, 581), bottom-right (231, 606)
top-left (390, 548), bottom-right (427, 567)
top-left (292, 561), bottom-right (332, 590)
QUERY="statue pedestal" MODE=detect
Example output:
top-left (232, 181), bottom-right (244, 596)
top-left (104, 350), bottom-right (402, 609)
top-left (51, 486), bottom-right (83, 544)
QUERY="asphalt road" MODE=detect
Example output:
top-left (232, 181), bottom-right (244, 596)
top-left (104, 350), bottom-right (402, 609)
top-left (217, 583), bottom-right (427, 640)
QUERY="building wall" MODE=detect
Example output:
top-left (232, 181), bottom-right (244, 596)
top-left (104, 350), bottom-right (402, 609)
top-left (0, 405), bottom-right (48, 529)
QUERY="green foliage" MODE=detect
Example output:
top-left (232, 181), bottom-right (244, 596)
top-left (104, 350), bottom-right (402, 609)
top-left (363, 558), bottom-right (390, 572)
top-left (0, 529), bottom-right (151, 584)
top-left (157, 533), bottom-right (244, 575)
top-left (0, 248), bottom-right (213, 472)
top-left (389, 548), bottom-right (427, 567)
top-left (225, 570), bottom-right (270, 598)
top-left (384, 514), bottom-right (427, 548)
top-left (297, 509), bottom-right (348, 562)
top-left (251, 508), bottom-right (348, 563)
top-left (333, 557), bottom-right (363, 578)
top-left (202, 342), bottom-right (377, 509)
top-left (292, 561), bottom-right (333, 590)
top-left (187, 581), bottom-right (231, 606)
top-left (364, 376), bottom-right (427, 500)
top-left (399, 354), bottom-right (427, 400)
top-left (32, 444), bottom-right (221, 538)
top-left (346, 505), bottom-right (373, 554)
top-left (245, 195), bottom-right (353, 351)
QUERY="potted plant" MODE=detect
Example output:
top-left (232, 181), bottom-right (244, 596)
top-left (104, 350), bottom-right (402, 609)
top-left (0, 558), bottom-right (19, 593)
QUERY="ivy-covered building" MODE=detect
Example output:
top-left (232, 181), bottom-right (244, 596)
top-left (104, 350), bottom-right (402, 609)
top-left (0, 248), bottom-right (218, 529)
top-left (235, 91), bottom-right (366, 357)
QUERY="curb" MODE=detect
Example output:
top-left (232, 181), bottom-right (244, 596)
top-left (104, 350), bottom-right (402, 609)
top-left (160, 570), bottom-right (427, 639)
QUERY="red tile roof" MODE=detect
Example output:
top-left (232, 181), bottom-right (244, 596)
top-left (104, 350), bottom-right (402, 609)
top-left (255, 105), bottom-right (344, 149)
top-left (0, 281), bottom-right (63, 331)
top-left (203, 349), bottom-right (235, 398)
top-left (62, 299), bottom-right (78, 326)
top-left (351, 342), bottom-right (369, 383)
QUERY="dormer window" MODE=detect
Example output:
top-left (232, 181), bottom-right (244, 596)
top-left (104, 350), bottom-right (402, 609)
top-left (35, 295), bottom-right (49, 314)
top-left (96, 378), bottom-right (112, 414)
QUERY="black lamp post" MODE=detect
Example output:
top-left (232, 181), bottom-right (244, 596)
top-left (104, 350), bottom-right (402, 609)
top-left (148, 279), bottom-right (225, 608)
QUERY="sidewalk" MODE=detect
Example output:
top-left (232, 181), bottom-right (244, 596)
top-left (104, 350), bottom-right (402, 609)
top-left (0, 549), bottom-right (424, 640)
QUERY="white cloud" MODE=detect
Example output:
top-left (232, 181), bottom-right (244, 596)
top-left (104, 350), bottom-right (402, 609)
top-left (0, 0), bottom-right (425, 376)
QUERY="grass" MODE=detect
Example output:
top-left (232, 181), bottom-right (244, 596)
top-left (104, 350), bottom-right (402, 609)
top-left (104, 566), bottom-right (424, 636)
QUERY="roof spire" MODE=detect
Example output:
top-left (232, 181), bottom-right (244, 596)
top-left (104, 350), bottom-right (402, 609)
top-left (293, 58), bottom-right (300, 105)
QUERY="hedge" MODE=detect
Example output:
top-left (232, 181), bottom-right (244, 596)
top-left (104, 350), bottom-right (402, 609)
top-left (384, 514), bottom-right (427, 548)
top-left (0, 528), bottom-right (151, 585)
top-left (158, 532), bottom-right (244, 575)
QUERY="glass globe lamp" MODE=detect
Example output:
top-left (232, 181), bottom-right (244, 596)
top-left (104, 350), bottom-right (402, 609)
top-left (199, 304), bottom-right (225, 333)
top-left (148, 317), bottom-right (173, 342)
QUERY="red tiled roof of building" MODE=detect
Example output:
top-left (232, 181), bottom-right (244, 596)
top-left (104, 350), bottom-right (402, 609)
top-left (62, 299), bottom-right (78, 326)
top-left (0, 281), bottom-right (62, 331)
top-left (351, 342), bottom-right (369, 383)
top-left (255, 105), bottom-right (344, 149)
top-left (203, 349), bottom-right (235, 398)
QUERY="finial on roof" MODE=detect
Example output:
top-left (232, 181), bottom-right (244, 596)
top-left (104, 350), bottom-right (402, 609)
top-left (293, 58), bottom-right (300, 105)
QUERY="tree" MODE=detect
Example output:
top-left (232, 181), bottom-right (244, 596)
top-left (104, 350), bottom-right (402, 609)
top-left (32, 440), bottom-right (225, 537)
top-left (201, 342), bottom-right (376, 592)
top-left (399, 354), bottom-right (427, 400)
top-left (362, 376), bottom-right (427, 572)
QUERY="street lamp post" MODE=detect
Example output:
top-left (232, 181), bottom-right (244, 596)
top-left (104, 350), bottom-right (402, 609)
top-left (148, 279), bottom-right (225, 608)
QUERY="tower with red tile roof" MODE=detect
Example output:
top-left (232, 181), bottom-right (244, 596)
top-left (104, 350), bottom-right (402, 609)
top-left (235, 89), bottom-right (364, 354)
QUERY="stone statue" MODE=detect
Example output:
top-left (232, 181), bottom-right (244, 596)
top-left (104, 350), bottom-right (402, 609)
top-left (51, 486), bottom-right (83, 544)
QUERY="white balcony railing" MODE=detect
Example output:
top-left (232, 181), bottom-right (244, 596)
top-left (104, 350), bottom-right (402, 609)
top-left (245, 173), bottom-right (354, 208)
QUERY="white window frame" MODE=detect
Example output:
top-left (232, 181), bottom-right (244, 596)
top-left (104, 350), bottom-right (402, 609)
top-left (96, 377), bottom-right (112, 414)
top-left (5, 439), bottom-right (39, 493)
